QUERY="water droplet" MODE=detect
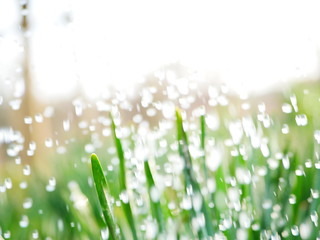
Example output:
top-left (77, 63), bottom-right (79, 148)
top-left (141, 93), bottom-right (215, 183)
top-left (311, 189), bottom-right (319, 199)
top-left (24, 116), bottom-right (32, 125)
top-left (19, 181), bottom-right (28, 189)
top-left (3, 231), bottom-right (11, 239)
top-left (291, 225), bottom-right (299, 236)
top-left (4, 178), bottom-right (12, 189)
top-left (23, 198), bottom-right (33, 209)
top-left (19, 215), bottom-right (29, 228)
top-left (101, 228), bottom-right (109, 240)
top-left (45, 138), bottom-right (53, 148)
top-left (282, 155), bottom-right (290, 170)
top-left (63, 120), bottom-right (70, 131)
top-left (84, 144), bottom-right (95, 153)
top-left (32, 229), bottom-right (39, 239)
top-left (119, 190), bottom-right (129, 204)
top-left (34, 113), bottom-right (44, 123)
top-left (281, 124), bottom-right (289, 134)
top-left (311, 211), bottom-right (318, 226)
top-left (23, 165), bottom-right (31, 176)
top-left (150, 186), bottom-right (160, 202)
top-left (46, 177), bottom-right (56, 192)
top-left (9, 99), bottom-right (22, 110)
top-left (262, 199), bottom-right (272, 209)
top-left (282, 103), bottom-right (292, 113)
top-left (295, 114), bottom-right (308, 126)
top-left (289, 194), bottom-right (296, 204)
top-left (43, 106), bottom-right (55, 118)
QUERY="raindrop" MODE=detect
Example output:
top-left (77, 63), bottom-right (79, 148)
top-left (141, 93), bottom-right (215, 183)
top-left (32, 230), bottom-right (39, 239)
top-left (3, 231), bottom-right (11, 239)
top-left (63, 120), bottom-right (70, 131)
top-left (262, 199), bottom-right (272, 209)
top-left (19, 215), bottom-right (29, 228)
top-left (84, 144), bottom-right (95, 153)
top-left (46, 177), bottom-right (56, 192)
top-left (150, 186), bottom-right (160, 202)
top-left (24, 116), bottom-right (32, 125)
top-left (43, 106), bottom-right (55, 118)
top-left (282, 155), bottom-right (290, 170)
top-left (291, 225), bottom-right (299, 236)
top-left (19, 181), bottom-right (28, 189)
top-left (311, 211), bottom-right (318, 226)
top-left (45, 138), bottom-right (53, 148)
top-left (4, 178), bottom-right (12, 189)
top-left (311, 189), bottom-right (319, 199)
top-left (289, 194), bottom-right (296, 204)
top-left (34, 113), bottom-right (44, 123)
top-left (23, 198), bottom-right (33, 209)
top-left (282, 103), bottom-right (292, 113)
top-left (281, 124), bottom-right (289, 134)
top-left (9, 99), bottom-right (22, 110)
top-left (295, 114), bottom-right (308, 126)
top-left (119, 190), bottom-right (129, 204)
top-left (101, 228), bottom-right (109, 240)
top-left (314, 130), bottom-right (320, 144)
top-left (23, 165), bottom-right (31, 176)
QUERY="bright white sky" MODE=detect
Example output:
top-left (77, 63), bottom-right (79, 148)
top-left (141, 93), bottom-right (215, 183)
top-left (1, 0), bottom-right (320, 99)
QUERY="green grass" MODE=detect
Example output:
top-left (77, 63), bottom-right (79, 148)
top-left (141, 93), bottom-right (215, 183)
top-left (1, 83), bottom-right (320, 239)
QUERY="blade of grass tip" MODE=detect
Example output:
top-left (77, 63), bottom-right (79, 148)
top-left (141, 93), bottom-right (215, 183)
top-left (110, 114), bottom-right (138, 240)
top-left (176, 108), bottom-right (214, 237)
top-left (91, 153), bottom-right (120, 240)
top-left (200, 114), bottom-right (209, 183)
top-left (200, 113), bottom-right (220, 229)
top-left (144, 160), bottom-right (165, 235)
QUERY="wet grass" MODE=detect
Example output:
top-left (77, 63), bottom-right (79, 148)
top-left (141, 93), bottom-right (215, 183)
top-left (1, 83), bottom-right (320, 239)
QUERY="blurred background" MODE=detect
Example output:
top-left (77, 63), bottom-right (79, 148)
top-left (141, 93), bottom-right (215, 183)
top-left (1, 0), bottom-right (320, 239)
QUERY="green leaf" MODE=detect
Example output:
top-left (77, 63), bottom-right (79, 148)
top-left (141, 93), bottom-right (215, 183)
top-left (175, 108), bottom-right (214, 237)
top-left (110, 114), bottom-right (138, 240)
top-left (91, 153), bottom-right (119, 240)
top-left (144, 160), bottom-right (165, 234)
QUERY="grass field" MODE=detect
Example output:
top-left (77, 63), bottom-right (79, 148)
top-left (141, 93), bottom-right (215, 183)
top-left (1, 82), bottom-right (320, 239)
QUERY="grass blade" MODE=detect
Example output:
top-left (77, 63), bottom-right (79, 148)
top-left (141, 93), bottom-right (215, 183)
top-left (176, 108), bottom-right (214, 237)
top-left (110, 114), bottom-right (138, 240)
top-left (91, 153), bottom-right (119, 240)
top-left (144, 160), bottom-right (165, 235)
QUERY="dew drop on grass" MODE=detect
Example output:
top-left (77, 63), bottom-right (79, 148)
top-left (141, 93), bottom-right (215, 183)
top-left (101, 228), bottom-right (109, 240)
top-left (295, 114), bottom-right (308, 126)
top-left (19, 181), bottom-right (28, 189)
top-left (23, 165), bottom-right (31, 176)
top-left (281, 124), bottom-right (289, 134)
top-left (150, 186), bottom-right (160, 202)
top-left (282, 103), bottom-right (292, 113)
top-left (119, 190), bottom-right (129, 204)
top-left (46, 177), bottom-right (56, 192)
top-left (32, 230), bottom-right (39, 239)
top-left (3, 231), bottom-right (11, 239)
top-left (84, 144), bottom-right (95, 153)
top-left (24, 116), bottom-right (32, 125)
top-left (23, 198), bottom-right (33, 209)
top-left (314, 130), bottom-right (320, 144)
top-left (282, 155), bottom-right (290, 169)
top-left (289, 194), bottom-right (296, 204)
top-left (34, 113), bottom-right (44, 123)
top-left (19, 215), bottom-right (29, 228)
top-left (45, 138), bottom-right (53, 148)
top-left (311, 189), bottom-right (319, 199)
top-left (9, 99), bottom-right (22, 110)
top-left (262, 199), bottom-right (272, 209)
top-left (291, 225), bottom-right (299, 236)
top-left (311, 211), bottom-right (318, 226)
top-left (63, 120), bottom-right (70, 131)
top-left (4, 178), bottom-right (12, 189)
top-left (0, 184), bottom-right (6, 193)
